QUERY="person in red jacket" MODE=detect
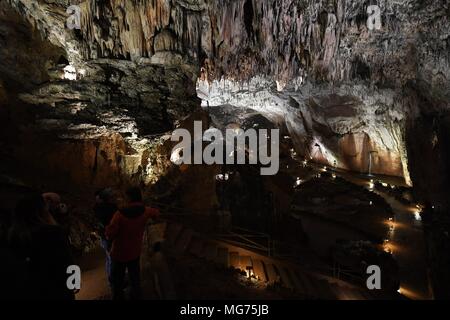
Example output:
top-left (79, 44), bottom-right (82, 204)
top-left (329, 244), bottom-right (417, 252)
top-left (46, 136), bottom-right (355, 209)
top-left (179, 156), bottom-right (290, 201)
top-left (106, 187), bottom-right (159, 300)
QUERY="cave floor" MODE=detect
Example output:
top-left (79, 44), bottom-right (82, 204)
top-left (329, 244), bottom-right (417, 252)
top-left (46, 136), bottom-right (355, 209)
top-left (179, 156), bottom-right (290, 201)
top-left (266, 155), bottom-right (431, 300)
top-left (306, 164), bottom-right (431, 300)
top-left (75, 233), bottom-right (306, 300)
top-left (75, 221), bottom-right (393, 301)
top-left (375, 191), bottom-right (431, 300)
top-left (71, 157), bottom-right (431, 300)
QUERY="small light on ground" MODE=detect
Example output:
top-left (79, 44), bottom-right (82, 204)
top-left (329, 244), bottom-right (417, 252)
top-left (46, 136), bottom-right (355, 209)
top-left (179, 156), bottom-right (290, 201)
top-left (215, 174), bottom-right (229, 181)
top-left (414, 211), bottom-right (422, 221)
top-left (295, 177), bottom-right (303, 187)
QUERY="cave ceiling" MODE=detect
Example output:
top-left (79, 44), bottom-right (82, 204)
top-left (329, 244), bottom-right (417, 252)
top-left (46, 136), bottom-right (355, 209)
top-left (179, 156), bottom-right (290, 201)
top-left (0, 0), bottom-right (449, 188)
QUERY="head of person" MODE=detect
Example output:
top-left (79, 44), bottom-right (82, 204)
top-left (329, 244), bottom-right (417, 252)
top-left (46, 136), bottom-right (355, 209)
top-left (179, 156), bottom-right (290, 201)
top-left (125, 187), bottom-right (143, 204)
top-left (42, 192), bottom-right (67, 216)
top-left (95, 188), bottom-right (116, 204)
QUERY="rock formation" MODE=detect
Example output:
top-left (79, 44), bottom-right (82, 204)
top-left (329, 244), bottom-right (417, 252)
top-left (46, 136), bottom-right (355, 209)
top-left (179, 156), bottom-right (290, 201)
top-left (0, 0), bottom-right (449, 297)
top-left (2, 0), bottom-right (448, 187)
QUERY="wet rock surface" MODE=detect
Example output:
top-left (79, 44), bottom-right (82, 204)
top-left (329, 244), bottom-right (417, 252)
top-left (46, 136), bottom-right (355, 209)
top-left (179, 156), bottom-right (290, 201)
top-left (1, 0), bottom-right (448, 190)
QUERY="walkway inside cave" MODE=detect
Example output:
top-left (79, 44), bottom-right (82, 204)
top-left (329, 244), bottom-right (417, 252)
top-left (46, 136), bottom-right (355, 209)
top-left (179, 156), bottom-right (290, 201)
top-left (74, 160), bottom-right (430, 300)
top-left (376, 192), bottom-right (431, 300)
top-left (315, 164), bottom-right (431, 300)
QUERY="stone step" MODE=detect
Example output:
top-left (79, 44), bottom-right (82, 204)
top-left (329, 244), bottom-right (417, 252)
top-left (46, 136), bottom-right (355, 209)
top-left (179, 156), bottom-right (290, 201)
top-left (294, 272), bottom-right (318, 298)
top-left (165, 223), bottom-right (184, 245)
top-left (358, 289), bottom-right (374, 300)
top-left (265, 263), bottom-right (280, 284)
top-left (289, 270), bottom-right (307, 294)
top-left (175, 228), bottom-right (194, 253)
top-left (150, 252), bottom-right (176, 299)
top-left (215, 247), bottom-right (229, 268)
top-left (229, 252), bottom-right (240, 269)
top-left (252, 259), bottom-right (268, 282)
top-left (239, 255), bottom-right (252, 272)
top-left (314, 279), bottom-right (336, 300)
top-left (330, 284), bottom-right (362, 300)
top-left (339, 286), bottom-right (365, 300)
top-left (278, 267), bottom-right (295, 290)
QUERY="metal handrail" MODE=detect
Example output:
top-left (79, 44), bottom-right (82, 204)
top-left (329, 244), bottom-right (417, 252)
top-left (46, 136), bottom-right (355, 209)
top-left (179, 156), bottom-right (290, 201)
top-left (147, 200), bottom-right (364, 284)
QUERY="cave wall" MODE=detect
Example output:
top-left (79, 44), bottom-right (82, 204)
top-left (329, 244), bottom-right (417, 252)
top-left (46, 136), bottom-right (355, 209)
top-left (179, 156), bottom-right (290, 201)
top-left (3, 0), bottom-right (448, 184)
top-left (406, 111), bottom-right (450, 299)
top-left (407, 113), bottom-right (450, 210)
top-left (0, 0), bottom-right (449, 297)
top-left (0, 0), bottom-right (201, 194)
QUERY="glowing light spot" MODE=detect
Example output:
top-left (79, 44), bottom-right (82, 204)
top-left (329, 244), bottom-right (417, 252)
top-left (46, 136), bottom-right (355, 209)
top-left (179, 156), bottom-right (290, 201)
top-left (414, 210), bottom-right (422, 221)
top-left (216, 174), bottom-right (229, 181)
top-left (63, 65), bottom-right (77, 80)
top-left (290, 148), bottom-right (297, 157)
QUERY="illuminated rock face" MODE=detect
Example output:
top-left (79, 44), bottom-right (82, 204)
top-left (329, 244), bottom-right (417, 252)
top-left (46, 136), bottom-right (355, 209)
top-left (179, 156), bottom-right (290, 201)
top-left (0, 1), bottom-right (199, 189)
top-left (2, 0), bottom-right (450, 296)
top-left (199, 78), bottom-right (412, 182)
top-left (10, 0), bottom-right (448, 85)
top-left (1, 0), bottom-right (449, 191)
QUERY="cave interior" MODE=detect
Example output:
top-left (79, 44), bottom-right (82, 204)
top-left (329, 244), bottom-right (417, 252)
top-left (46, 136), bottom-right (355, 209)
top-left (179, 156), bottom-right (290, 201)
top-left (0, 0), bottom-right (449, 301)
